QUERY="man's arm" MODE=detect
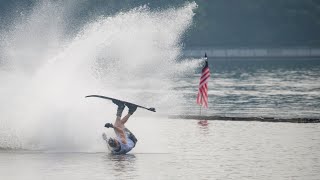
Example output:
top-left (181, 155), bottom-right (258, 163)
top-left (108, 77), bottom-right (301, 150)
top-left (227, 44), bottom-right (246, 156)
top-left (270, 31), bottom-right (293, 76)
top-left (104, 123), bottom-right (127, 144)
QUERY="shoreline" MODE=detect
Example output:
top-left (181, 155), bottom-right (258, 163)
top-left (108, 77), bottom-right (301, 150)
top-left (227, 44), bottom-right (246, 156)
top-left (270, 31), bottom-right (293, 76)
top-left (183, 47), bottom-right (320, 59)
top-left (168, 115), bottom-right (320, 123)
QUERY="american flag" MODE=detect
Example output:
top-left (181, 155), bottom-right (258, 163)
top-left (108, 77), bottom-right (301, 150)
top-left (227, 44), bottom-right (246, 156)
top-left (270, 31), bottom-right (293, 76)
top-left (196, 54), bottom-right (210, 108)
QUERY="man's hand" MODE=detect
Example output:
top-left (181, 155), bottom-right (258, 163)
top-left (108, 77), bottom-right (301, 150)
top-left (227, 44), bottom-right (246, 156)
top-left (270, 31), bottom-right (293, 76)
top-left (104, 123), bottom-right (113, 128)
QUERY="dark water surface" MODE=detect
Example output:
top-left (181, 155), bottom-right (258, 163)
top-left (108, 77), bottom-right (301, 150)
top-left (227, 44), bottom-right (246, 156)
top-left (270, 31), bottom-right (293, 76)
top-left (174, 58), bottom-right (320, 119)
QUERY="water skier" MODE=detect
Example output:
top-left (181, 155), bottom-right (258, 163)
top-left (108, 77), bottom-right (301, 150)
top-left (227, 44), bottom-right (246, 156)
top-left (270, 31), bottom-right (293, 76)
top-left (102, 100), bottom-right (138, 155)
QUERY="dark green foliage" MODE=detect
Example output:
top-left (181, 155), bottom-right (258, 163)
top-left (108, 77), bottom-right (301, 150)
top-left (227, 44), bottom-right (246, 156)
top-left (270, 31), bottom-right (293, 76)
top-left (1, 0), bottom-right (320, 47)
top-left (186, 0), bottom-right (320, 47)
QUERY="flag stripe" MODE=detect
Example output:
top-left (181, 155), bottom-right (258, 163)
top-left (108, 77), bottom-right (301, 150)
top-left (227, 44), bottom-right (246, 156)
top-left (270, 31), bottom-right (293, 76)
top-left (196, 59), bottom-right (210, 108)
top-left (199, 73), bottom-right (210, 87)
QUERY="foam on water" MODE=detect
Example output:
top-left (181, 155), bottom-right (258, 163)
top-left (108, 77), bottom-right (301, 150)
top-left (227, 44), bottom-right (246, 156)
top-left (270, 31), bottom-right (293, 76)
top-left (0, 1), bottom-right (201, 151)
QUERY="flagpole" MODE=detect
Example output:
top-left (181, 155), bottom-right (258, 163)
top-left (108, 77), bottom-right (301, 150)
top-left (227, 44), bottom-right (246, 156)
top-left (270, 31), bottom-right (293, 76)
top-left (199, 93), bottom-right (202, 116)
top-left (197, 53), bottom-right (209, 118)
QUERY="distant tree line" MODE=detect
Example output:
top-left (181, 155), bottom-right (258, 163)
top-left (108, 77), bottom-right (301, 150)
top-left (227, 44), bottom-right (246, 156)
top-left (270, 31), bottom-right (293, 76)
top-left (187, 0), bottom-right (320, 48)
top-left (1, 0), bottom-right (320, 48)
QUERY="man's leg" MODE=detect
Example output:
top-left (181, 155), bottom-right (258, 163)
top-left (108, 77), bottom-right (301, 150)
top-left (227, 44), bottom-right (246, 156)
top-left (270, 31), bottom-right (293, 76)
top-left (120, 103), bottom-right (138, 147)
top-left (120, 103), bottom-right (137, 124)
top-left (112, 100), bottom-right (125, 128)
top-left (120, 113), bottom-right (131, 124)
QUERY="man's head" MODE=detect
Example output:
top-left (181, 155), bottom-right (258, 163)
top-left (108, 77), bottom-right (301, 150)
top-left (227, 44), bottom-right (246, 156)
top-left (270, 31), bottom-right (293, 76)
top-left (108, 138), bottom-right (120, 149)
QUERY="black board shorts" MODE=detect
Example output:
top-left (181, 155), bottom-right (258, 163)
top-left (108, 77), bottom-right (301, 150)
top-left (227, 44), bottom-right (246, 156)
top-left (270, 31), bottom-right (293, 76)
top-left (124, 128), bottom-right (138, 147)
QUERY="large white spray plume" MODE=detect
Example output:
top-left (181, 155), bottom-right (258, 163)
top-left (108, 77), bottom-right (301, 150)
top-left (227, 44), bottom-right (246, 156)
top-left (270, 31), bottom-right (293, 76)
top-left (0, 1), bottom-right (200, 151)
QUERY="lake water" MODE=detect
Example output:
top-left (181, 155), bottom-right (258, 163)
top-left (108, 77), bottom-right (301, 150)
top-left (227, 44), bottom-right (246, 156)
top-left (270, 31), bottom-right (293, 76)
top-left (1, 118), bottom-right (320, 180)
top-left (173, 58), bottom-right (320, 119)
top-left (1, 56), bottom-right (320, 179)
top-left (1, 58), bottom-right (320, 180)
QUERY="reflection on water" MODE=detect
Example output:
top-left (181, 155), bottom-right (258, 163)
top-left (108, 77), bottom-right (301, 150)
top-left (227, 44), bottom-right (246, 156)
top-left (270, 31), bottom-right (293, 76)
top-left (104, 154), bottom-right (137, 179)
top-left (197, 120), bottom-right (210, 135)
top-left (197, 120), bottom-right (209, 126)
top-left (106, 153), bottom-right (136, 162)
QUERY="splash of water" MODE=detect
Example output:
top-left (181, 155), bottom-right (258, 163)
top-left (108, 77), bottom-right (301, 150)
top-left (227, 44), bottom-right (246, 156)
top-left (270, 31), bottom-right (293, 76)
top-left (0, 1), bottom-right (201, 151)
